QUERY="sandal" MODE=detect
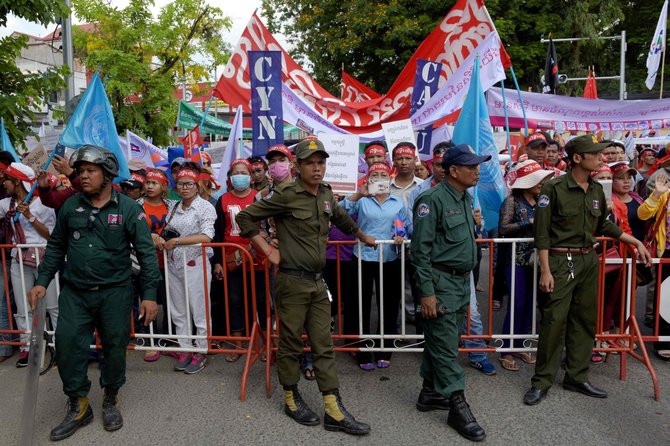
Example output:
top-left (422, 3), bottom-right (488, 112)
top-left (224, 353), bottom-right (242, 363)
top-left (377, 360), bottom-right (391, 369)
top-left (591, 352), bottom-right (604, 364)
top-left (498, 355), bottom-right (519, 371)
top-left (359, 363), bottom-right (374, 371)
top-left (655, 350), bottom-right (670, 362)
top-left (303, 367), bottom-right (316, 380)
top-left (512, 352), bottom-right (536, 364)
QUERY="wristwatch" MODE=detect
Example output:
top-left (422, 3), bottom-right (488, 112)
top-left (28, 216), bottom-right (36, 224)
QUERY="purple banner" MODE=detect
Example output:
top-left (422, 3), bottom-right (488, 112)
top-left (249, 51), bottom-right (284, 156)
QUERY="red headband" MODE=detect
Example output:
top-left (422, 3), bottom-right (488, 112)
top-left (251, 161), bottom-right (266, 171)
top-left (393, 146), bottom-right (416, 158)
top-left (130, 173), bottom-right (146, 184)
top-left (3, 164), bottom-right (34, 183)
top-left (526, 133), bottom-right (546, 145)
top-left (146, 169), bottom-right (168, 185)
top-left (176, 169), bottom-right (198, 181)
top-left (200, 152), bottom-right (212, 163)
top-left (232, 159), bottom-right (252, 172)
top-left (198, 173), bottom-right (221, 190)
top-left (367, 163), bottom-right (391, 176)
top-left (365, 144), bottom-right (386, 158)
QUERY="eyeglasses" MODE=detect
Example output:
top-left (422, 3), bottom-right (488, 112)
top-left (176, 182), bottom-right (197, 188)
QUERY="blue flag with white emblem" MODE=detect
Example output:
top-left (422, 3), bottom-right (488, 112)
top-left (60, 73), bottom-right (129, 181)
top-left (453, 56), bottom-right (505, 233)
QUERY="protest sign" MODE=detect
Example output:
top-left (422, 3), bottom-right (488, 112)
top-left (317, 132), bottom-right (360, 194)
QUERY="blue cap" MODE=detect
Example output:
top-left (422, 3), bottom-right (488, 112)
top-left (441, 144), bottom-right (491, 168)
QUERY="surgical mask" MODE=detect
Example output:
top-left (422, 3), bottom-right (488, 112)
top-left (230, 174), bottom-right (250, 191)
top-left (269, 161), bottom-right (291, 182)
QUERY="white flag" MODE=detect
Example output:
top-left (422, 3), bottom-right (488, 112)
top-left (216, 106), bottom-right (250, 190)
top-left (646, 0), bottom-right (668, 90)
top-left (126, 130), bottom-right (157, 168)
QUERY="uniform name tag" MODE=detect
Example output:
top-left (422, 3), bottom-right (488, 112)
top-left (108, 214), bottom-right (123, 225)
top-left (445, 208), bottom-right (462, 216)
top-left (593, 200), bottom-right (599, 210)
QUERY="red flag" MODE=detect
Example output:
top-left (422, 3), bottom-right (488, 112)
top-left (214, 0), bottom-right (511, 134)
top-left (340, 70), bottom-right (381, 102)
top-left (180, 126), bottom-right (203, 161)
top-left (584, 67), bottom-right (598, 99)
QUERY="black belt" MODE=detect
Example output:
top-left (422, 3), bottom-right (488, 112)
top-left (431, 263), bottom-right (470, 277)
top-left (279, 268), bottom-right (324, 281)
top-left (68, 279), bottom-right (130, 292)
top-left (549, 246), bottom-right (595, 254)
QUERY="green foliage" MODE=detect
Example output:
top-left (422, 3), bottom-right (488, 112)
top-left (72, 0), bottom-right (232, 145)
top-left (0, 2), bottom-right (68, 150)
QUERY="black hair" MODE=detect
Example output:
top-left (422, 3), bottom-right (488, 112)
top-left (0, 151), bottom-right (15, 165)
top-left (433, 140), bottom-right (455, 154)
top-left (179, 161), bottom-right (202, 174)
top-left (364, 140), bottom-right (387, 150)
top-left (247, 156), bottom-right (267, 169)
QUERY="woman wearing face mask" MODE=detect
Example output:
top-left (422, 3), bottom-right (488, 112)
top-left (158, 165), bottom-right (216, 374)
top-left (212, 159), bottom-right (269, 362)
top-left (340, 163), bottom-right (412, 370)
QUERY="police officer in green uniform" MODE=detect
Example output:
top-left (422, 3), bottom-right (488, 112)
top-left (411, 145), bottom-right (488, 442)
top-left (236, 136), bottom-right (375, 435)
top-left (28, 145), bottom-right (160, 441)
top-left (523, 135), bottom-right (652, 406)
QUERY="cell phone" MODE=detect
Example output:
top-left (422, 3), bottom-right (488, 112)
top-left (53, 143), bottom-right (66, 159)
top-left (367, 179), bottom-right (390, 196)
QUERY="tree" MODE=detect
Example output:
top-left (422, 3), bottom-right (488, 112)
top-left (72, 0), bottom-right (232, 145)
top-left (0, 0), bottom-right (68, 150)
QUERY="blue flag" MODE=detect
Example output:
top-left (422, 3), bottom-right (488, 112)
top-left (60, 72), bottom-right (129, 181)
top-left (0, 118), bottom-right (20, 162)
top-left (453, 56), bottom-right (505, 233)
top-left (249, 51), bottom-right (284, 156)
top-left (411, 60), bottom-right (443, 158)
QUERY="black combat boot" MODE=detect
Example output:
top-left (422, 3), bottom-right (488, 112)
top-left (322, 390), bottom-right (371, 435)
top-left (283, 385), bottom-right (320, 426)
top-left (416, 381), bottom-right (450, 412)
top-left (102, 388), bottom-right (123, 431)
top-left (447, 391), bottom-right (486, 442)
top-left (49, 396), bottom-right (94, 441)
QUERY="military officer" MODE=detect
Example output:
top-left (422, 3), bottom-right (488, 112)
top-left (28, 145), bottom-right (160, 441)
top-left (236, 136), bottom-right (375, 435)
top-left (524, 135), bottom-right (652, 406)
top-left (411, 144), bottom-right (488, 442)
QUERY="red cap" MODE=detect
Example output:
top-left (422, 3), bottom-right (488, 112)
top-left (609, 162), bottom-right (637, 177)
top-left (267, 144), bottom-right (292, 159)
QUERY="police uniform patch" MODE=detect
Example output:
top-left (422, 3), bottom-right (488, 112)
top-left (137, 212), bottom-right (146, 221)
top-left (75, 207), bottom-right (85, 213)
top-left (417, 203), bottom-right (430, 218)
top-left (73, 231), bottom-right (80, 240)
top-left (593, 200), bottom-right (599, 209)
top-left (324, 200), bottom-right (331, 213)
top-left (108, 214), bottom-right (123, 225)
top-left (308, 141), bottom-right (318, 150)
top-left (538, 195), bottom-right (550, 207)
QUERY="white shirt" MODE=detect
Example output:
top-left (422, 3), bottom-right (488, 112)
top-left (165, 195), bottom-right (216, 264)
top-left (0, 197), bottom-right (56, 250)
top-left (390, 175), bottom-right (424, 212)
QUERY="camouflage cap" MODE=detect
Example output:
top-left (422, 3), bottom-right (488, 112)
top-left (294, 136), bottom-right (329, 160)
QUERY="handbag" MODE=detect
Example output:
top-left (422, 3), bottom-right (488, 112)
top-left (161, 201), bottom-right (181, 241)
top-left (6, 198), bottom-right (46, 269)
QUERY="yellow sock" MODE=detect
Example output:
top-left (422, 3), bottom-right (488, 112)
top-left (284, 390), bottom-right (298, 412)
top-left (323, 394), bottom-right (344, 421)
top-left (74, 397), bottom-right (89, 421)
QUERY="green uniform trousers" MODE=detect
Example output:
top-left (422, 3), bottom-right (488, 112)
top-left (532, 251), bottom-right (598, 390)
top-left (275, 272), bottom-right (339, 392)
top-left (55, 283), bottom-right (133, 397)
top-left (421, 269), bottom-right (470, 397)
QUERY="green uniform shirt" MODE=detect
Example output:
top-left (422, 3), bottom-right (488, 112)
top-left (236, 178), bottom-right (359, 273)
top-left (411, 180), bottom-right (477, 297)
top-left (35, 190), bottom-right (160, 300)
top-left (534, 170), bottom-right (623, 250)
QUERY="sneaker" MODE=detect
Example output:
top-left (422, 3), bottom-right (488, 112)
top-left (174, 353), bottom-right (192, 371)
top-left (16, 351), bottom-right (29, 368)
top-left (143, 350), bottom-right (160, 362)
top-left (470, 358), bottom-right (496, 376)
top-left (184, 353), bottom-right (207, 374)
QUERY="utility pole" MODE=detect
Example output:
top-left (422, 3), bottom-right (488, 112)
top-left (61, 0), bottom-right (76, 113)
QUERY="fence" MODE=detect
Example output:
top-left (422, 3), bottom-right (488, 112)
top-left (0, 238), bottom-right (663, 401)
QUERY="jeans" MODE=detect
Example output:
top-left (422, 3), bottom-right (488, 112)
top-left (463, 273), bottom-right (488, 363)
top-left (0, 256), bottom-right (14, 356)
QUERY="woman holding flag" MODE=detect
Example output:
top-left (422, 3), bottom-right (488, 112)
top-left (340, 162), bottom-right (412, 370)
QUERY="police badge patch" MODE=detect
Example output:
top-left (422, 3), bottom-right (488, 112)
top-left (538, 195), bottom-right (550, 208)
top-left (417, 203), bottom-right (430, 218)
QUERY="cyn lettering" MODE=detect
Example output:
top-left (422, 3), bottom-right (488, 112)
top-left (257, 115), bottom-right (278, 140)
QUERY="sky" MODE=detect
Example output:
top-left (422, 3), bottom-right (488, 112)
top-left (0, 0), bottom-right (266, 58)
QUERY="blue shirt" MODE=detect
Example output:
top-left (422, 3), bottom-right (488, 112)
top-left (340, 194), bottom-right (412, 262)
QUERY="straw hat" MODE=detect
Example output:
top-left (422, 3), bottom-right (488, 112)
top-left (507, 160), bottom-right (554, 189)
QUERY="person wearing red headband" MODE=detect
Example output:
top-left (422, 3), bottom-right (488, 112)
top-left (158, 165), bottom-right (216, 374)
top-left (212, 158), bottom-right (270, 362)
top-left (198, 169), bottom-right (220, 206)
top-left (341, 161), bottom-right (412, 371)
top-left (200, 151), bottom-right (213, 168)
top-left (136, 168), bottom-right (175, 362)
top-left (0, 151), bottom-right (17, 363)
top-left (391, 142), bottom-right (423, 211)
top-left (0, 162), bottom-right (58, 368)
top-left (247, 156), bottom-right (270, 191)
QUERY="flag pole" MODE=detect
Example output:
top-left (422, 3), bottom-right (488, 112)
top-left (509, 66), bottom-right (529, 136)
top-left (660, 45), bottom-right (667, 99)
top-left (499, 79), bottom-right (513, 161)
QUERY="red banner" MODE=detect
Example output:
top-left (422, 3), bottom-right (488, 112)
top-left (180, 126), bottom-right (203, 161)
top-left (213, 0), bottom-right (511, 134)
top-left (340, 70), bottom-right (381, 102)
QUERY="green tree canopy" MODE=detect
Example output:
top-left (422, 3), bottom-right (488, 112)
top-left (0, 0), bottom-right (68, 150)
top-left (72, 0), bottom-right (232, 145)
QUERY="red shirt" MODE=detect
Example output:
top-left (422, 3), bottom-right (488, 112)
top-left (143, 200), bottom-right (168, 269)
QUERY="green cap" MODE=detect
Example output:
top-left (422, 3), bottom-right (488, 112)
top-left (294, 136), bottom-right (329, 160)
top-left (565, 135), bottom-right (610, 157)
